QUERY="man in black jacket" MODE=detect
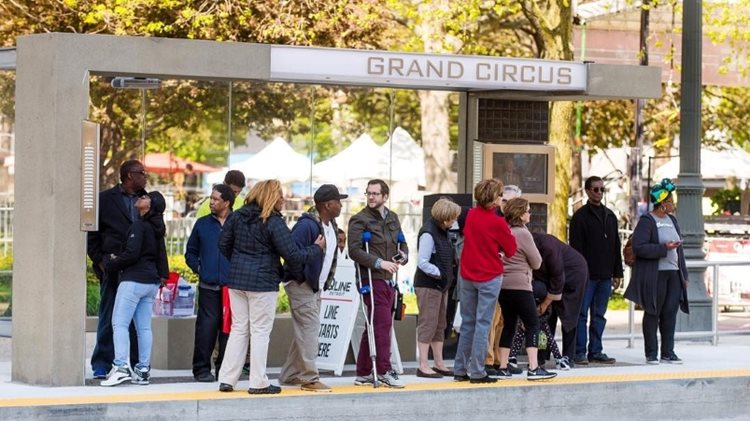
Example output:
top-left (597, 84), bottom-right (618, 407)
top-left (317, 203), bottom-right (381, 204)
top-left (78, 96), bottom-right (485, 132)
top-left (569, 176), bottom-right (623, 365)
top-left (279, 184), bottom-right (347, 392)
top-left (87, 160), bottom-right (148, 378)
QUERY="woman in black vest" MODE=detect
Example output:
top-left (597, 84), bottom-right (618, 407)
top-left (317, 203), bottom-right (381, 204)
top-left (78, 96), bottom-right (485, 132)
top-left (414, 198), bottom-right (461, 378)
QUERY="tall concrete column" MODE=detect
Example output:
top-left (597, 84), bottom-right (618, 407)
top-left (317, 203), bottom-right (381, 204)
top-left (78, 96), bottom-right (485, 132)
top-left (13, 35), bottom-right (89, 385)
top-left (677, 0), bottom-right (710, 331)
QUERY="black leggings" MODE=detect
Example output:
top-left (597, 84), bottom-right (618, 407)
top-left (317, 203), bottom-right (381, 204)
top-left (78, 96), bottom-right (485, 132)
top-left (499, 289), bottom-right (540, 349)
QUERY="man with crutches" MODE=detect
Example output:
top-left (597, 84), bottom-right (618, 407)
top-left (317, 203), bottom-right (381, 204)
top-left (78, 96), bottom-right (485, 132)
top-left (348, 179), bottom-right (408, 388)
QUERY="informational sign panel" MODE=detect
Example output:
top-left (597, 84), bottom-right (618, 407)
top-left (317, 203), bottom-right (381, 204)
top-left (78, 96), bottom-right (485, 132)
top-left (316, 252), bottom-right (360, 375)
top-left (80, 120), bottom-right (100, 231)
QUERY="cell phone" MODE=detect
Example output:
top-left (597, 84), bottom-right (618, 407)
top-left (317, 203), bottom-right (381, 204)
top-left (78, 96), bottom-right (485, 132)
top-left (392, 253), bottom-right (406, 264)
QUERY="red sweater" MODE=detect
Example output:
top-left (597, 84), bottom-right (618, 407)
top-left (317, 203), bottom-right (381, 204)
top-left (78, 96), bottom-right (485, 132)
top-left (460, 207), bottom-right (517, 282)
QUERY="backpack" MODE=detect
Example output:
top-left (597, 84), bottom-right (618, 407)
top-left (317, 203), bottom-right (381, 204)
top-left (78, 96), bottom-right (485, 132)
top-left (623, 235), bottom-right (635, 267)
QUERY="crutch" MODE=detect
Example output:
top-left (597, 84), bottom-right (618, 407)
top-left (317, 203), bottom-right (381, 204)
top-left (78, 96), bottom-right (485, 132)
top-left (356, 230), bottom-right (380, 388)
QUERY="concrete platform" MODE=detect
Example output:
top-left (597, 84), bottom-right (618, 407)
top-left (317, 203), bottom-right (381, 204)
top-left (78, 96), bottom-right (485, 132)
top-left (1, 336), bottom-right (749, 420)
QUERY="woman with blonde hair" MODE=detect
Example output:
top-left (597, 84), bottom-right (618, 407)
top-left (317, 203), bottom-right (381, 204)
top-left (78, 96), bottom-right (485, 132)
top-left (218, 179), bottom-right (325, 394)
top-left (455, 179), bottom-right (517, 383)
top-left (497, 197), bottom-right (556, 380)
top-left (414, 198), bottom-right (462, 378)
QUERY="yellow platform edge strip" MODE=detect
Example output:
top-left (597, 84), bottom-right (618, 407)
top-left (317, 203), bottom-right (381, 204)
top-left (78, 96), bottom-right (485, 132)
top-left (2, 369), bottom-right (749, 408)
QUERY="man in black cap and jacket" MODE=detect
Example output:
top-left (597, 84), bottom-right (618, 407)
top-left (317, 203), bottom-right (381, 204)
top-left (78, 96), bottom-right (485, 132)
top-left (279, 184), bottom-right (347, 392)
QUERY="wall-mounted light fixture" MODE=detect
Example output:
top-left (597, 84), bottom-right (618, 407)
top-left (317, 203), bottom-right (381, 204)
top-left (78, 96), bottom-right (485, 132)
top-left (110, 77), bottom-right (161, 89)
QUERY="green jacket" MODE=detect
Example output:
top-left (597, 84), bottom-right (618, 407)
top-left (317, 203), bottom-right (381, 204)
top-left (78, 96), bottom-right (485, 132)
top-left (347, 206), bottom-right (408, 281)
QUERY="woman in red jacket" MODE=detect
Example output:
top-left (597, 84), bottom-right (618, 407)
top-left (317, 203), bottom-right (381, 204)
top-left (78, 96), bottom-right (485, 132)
top-left (454, 179), bottom-right (517, 383)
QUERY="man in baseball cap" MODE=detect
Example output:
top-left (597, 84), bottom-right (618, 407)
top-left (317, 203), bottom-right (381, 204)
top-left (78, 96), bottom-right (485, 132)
top-left (279, 184), bottom-right (347, 392)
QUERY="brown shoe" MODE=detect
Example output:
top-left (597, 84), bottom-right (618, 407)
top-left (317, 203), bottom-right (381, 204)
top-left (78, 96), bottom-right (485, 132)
top-left (301, 381), bottom-right (332, 392)
top-left (433, 367), bottom-right (453, 376)
top-left (416, 368), bottom-right (443, 379)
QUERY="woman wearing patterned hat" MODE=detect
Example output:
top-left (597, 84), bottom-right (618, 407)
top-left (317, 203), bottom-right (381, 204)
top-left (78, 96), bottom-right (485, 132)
top-left (624, 178), bottom-right (689, 365)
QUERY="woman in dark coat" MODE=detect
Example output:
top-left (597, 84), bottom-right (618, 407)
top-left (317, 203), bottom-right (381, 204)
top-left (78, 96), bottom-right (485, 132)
top-left (218, 179), bottom-right (324, 394)
top-left (624, 178), bottom-right (689, 365)
top-left (531, 232), bottom-right (589, 367)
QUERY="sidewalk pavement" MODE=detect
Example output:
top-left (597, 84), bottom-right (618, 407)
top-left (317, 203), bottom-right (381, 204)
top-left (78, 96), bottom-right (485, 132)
top-left (1, 333), bottom-right (749, 401)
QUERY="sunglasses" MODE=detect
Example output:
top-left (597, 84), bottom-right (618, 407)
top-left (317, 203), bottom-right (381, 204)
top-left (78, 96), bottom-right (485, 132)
top-left (588, 187), bottom-right (606, 193)
top-left (129, 170), bottom-right (147, 176)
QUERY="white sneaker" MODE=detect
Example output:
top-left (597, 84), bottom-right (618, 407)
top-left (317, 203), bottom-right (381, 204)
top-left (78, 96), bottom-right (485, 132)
top-left (354, 374), bottom-right (374, 386)
top-left (379, 370), bottom-right (405, 388)
top-left (101, 365), bottom-right (131, 387)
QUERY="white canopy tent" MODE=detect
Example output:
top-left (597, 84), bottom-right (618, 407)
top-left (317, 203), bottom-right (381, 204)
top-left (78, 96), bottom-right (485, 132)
top-left (313, 133), bottom-right (388, 185)
top-left (653, 146), bottom-right (750, 182)
top-left (380, 127), bottom-right (427, 187)
top-left (232, 137), bottom-right (312, 183)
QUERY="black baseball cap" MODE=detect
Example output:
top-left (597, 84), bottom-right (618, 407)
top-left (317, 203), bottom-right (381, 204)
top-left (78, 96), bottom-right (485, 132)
top-left (314, 184), bottom-right (348, 204)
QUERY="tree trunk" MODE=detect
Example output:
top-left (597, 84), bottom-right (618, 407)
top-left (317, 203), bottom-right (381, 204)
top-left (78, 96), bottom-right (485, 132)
top-left (549, 101), bottom-right (575, 240)
top-left (416, 0), bottom-right (458, 193)
top-left (418, 90), bottom-right (455, 193)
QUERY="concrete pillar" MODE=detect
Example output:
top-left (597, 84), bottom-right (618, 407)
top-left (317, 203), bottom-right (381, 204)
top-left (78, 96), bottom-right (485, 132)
top-left (677, 0), bottom-right (711, 331)
top-left (13, 35), bottom-right (89, 385)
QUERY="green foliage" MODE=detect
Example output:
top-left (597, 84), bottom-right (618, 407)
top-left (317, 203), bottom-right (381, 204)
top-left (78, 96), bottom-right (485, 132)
top-left (86, 282), bottom-right (100, 317)
top-left (403, 292), bottom-right (418, 315)
top-left (710, 187), bottom-right (742, 215)
top-left (167, 254), bottom-right (198, 284)
top-left (277, 284), bottom-right (290, 314)
top-left (608, 292), bottom-right (629, 311)
top-left (0, 271), bottom-right (10, 316)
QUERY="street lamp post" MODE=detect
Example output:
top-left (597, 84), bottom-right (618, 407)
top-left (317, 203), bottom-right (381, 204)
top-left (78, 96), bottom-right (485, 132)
top-left (678, 0), bottom-right (711, 332)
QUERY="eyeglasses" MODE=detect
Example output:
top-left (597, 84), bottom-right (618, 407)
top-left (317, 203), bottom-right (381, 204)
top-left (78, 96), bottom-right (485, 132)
top-left (130, 170), bottom-right (147, 176)
top-left (365, 192), bottom-right (382, 197)
top-left (588, 187), bottom-right (606, 193)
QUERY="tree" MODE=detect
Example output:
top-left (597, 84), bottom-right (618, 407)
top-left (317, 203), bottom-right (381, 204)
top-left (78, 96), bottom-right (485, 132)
top-left (0, 0), bottom-right (391, 185)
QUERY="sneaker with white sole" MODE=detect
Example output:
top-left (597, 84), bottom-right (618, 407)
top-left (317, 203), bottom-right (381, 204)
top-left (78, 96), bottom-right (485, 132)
top-left (379, 370), bottom-right (405, 388)
top-left (101, 365), bottom-right (131, 387)
top-left (646, 357), bottom-right (660, 365)
top-left (660, 354), bottom-right (683, 364)
top-left (556, 356), bottom-right (572, 371)
top-left (354, 374), bottom-right (374, 386)
top-left (131, 364), bottom-right (150, 385)
top-left (527, 366), bottom-right (557, 381)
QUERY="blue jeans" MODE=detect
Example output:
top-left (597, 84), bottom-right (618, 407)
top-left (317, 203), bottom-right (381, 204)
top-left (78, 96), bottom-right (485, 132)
top-left (454, 276), bottom-right (502, 379)
top-left (91, 270), bottom-right (139, 372)
top-left (576, 278), bottom-right (612, 357)
top-left (112, 281), bottom-right (159, 368)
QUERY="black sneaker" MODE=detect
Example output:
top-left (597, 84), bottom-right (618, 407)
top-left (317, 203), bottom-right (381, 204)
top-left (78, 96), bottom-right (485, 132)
top-left (508, 356), bottom-right (524, 374)
top-left (469, 375), bottom-right (497, 384)
top-left (248, 384), bottom-right (281, 395)
top-left (646, 357), bottom-right (660, 365)
top-left (588, 353), bottom-right (616, 364)
top-left (660, 354), bottom-right (683, 364)
top-left (194, 372), bottom-right (215, 382)
top-left (453, 374), bottom-right (470, 382)
top-left (131, 365), bottom-right (150, 385)
top-left (573, 355), bottom-right (589, 366)
top-left (527, 366), bottom-right (557, 381)
top-left (495, 368), bottom-right (513, 379)
top-left (484, 365), bottom-right (500, 376)
top-left (219, 383), bottom-right (234, 392)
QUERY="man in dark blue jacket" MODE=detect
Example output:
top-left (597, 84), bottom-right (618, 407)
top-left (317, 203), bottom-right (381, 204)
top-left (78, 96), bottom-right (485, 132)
top-left (279, 184), bottom-right (346, 392)
top-left (186, 184), bottom-right (235, 382)
top-left (87, 160), bottom-right (148, 378)
top-left (569, 176), bottom-right (624, 365)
